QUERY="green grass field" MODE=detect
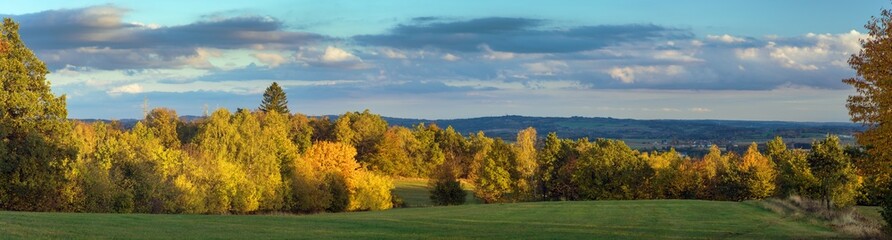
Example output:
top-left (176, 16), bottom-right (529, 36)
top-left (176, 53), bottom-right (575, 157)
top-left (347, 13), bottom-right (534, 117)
top-left (1, 200), bottom-right (843, 239)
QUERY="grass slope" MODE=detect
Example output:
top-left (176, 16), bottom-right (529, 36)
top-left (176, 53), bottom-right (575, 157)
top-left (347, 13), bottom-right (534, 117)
top-left (1, 200), bottom-right (841, 239)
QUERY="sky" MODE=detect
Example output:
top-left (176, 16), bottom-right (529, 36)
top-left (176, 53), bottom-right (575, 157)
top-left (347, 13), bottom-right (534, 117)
top-left (2, 0), bottom-right (887, 121)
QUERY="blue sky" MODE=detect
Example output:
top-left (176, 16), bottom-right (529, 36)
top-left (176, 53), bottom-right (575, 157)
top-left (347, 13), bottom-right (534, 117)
top-left (2, 0), bottom-right (887, 121)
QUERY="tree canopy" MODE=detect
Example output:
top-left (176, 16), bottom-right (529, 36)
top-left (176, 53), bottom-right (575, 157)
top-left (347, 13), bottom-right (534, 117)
top-left (0, 18), bottom-right (77, 211)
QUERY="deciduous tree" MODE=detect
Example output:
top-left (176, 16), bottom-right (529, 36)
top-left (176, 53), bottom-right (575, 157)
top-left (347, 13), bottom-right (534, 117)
top-left (843, 6), bottom-right (892, 204)
top-left (0, 18), bottom-right (78, 211)
top-left (808, 135), bottom-right (861, 209)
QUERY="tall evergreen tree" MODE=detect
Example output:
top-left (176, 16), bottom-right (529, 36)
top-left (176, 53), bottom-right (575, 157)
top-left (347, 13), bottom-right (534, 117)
top-left (259, 82), bottom-right (289, 114)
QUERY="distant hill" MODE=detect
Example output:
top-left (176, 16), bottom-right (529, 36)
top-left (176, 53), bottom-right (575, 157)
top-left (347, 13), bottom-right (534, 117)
top-left (383, 115), bottom-right (861, 141)
top-left (77, 115), bottom-right (864, 153)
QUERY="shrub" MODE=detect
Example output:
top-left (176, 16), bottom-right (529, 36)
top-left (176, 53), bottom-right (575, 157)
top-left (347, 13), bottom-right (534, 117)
top-left (430, 178), bottom-right (466, 206)
top-left (348, 171), bottom-right (393, 211)
top-left (430, 160), bottom-right (467, 206)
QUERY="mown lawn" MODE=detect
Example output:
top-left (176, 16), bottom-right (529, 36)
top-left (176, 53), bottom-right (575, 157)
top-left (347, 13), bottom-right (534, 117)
top-left (0, 200), bottom-right (842, 239)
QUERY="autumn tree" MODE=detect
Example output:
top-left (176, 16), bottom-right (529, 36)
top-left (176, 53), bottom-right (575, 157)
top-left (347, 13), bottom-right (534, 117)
top-left (145, 108), bottom-right (181, 148)
top-left (738, 143), bottom-right (777, 199)
top-left (0, 18), bottom-right (78, 211)
top-left (512, 127), bottom-right (538, 200)
top-left (844, 6), bottom-right (892, 206)
top-left (696, 145), bottom-right (726, 199)
top-left (292, 141), bottom-right (357, 212)
top-left (259, 82), bottom-right (289, 114)
top-left (370, 126), bottom-right (417, 176)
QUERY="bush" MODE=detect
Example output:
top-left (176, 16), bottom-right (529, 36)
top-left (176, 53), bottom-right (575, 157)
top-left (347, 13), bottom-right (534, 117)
top-left (348, 171), bottom-right (394, 211)
top-left (430, 178), bottom-right (466, 206)
top-left (430, 161), bottom-right (466, 206)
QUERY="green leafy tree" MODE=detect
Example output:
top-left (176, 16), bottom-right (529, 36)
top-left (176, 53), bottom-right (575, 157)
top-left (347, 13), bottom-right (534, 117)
top-left (0, 18), bottom-right (78, 211)
top-left (412, 123), bottom-right (445, 177)
top-left (259, 82), bottom-right (289, 114)
top-left (474, 139), bottom-right (514, 203)
top-left (435, 126), bottom-right (472, 178)
top-left (573, 139), bottom-right (651, 200)
top-left (768, 137), bottom-right (818, 197)
top-left (334, 110), bottom-right (388, 165)
top-left (808, 135), bottom-right (861, 209)
top-left (288, 114), bottom-right (314, 153)
top-left (536, 132), bottom-right (562, 199)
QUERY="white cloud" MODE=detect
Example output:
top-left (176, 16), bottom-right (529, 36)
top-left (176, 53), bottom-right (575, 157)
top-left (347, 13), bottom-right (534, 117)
top-left (769, 44), bottom-right (825, 71)
top-left (764, 31), bottom-right (865, 71)
top-left (107, 83), bottom-right (143, 95)
top-left (294, 46), bottom-right (371, 69)
top-left (251, 52), bottom-right (289, 67)
top-left (321, 46), bottom-right (362, 63)
top-left (734, 48), bottom-right (759, 60)
top-left (442, 53), bottom-right (460, 61)
top-left (706, 34), bottom-right (746, 43)
top-left (607, 65), bottom-right (684, 83)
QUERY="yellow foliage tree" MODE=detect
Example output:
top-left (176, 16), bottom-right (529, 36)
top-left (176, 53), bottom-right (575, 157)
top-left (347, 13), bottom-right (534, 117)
top-left (512, 127), bottom-right (537, 200)
top-left (739, 143), bottom-right (777, 199)
top-left (349, 170), bottom-right (394, 211)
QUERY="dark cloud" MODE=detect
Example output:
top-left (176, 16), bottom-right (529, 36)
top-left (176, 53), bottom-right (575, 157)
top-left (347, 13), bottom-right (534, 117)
top-left (3, 5), bottom-right (325, 70)
top-left (355, 17), bottom-right (692, 53)
top-left (7, 5), bottom-right (324, 50)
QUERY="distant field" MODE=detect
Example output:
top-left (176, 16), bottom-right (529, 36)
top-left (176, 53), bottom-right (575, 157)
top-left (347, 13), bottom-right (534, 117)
top-left (392, 178), bottom-right (481, 207)
top-left (1, 200), bottom-right (842, 239)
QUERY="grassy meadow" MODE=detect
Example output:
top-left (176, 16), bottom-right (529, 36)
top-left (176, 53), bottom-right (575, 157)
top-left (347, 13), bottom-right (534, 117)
top-left (0, 179), bottom-right (869, 239)
top-left (0, 180), bottom-right (856, 239)
top-left (0, 200), bottom-right (844, 239)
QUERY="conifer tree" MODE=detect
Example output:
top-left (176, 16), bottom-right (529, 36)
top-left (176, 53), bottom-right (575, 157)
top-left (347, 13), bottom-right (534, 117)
top-left (259, 82), bottom-right (289, 114)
